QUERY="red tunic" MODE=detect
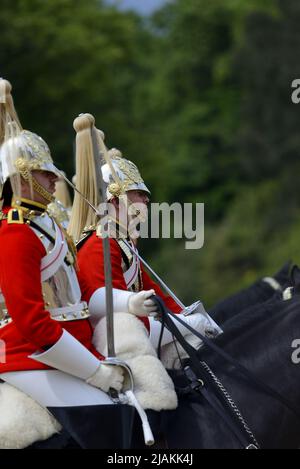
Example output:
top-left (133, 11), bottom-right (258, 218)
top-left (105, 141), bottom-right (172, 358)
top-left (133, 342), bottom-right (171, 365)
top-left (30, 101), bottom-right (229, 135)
top-left (0, 209), bottom-right (102, 373)
top-left (77, 233), bottom-right (182, 331)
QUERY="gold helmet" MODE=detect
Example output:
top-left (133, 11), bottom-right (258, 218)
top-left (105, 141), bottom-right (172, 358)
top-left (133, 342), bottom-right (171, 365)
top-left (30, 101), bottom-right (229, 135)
top-left (0, 79), bottom-right (58, 203)
top-left (102, 148), bottom-right (150, 200)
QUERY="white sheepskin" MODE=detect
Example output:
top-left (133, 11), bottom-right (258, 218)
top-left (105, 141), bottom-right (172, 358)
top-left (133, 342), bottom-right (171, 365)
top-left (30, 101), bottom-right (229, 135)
top-left (125, 355), bottom-right (177, 411)
top-left (93, 312), bottom-right (156, 358)
top-left (93, 313), bottom-right (178, 411)
top-left (0, 382), bottom-right (61, 449)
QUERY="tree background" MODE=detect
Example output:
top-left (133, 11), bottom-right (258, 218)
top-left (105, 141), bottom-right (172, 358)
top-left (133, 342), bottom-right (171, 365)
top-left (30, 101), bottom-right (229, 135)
top-left (1, 0), bottom-right (299, 307)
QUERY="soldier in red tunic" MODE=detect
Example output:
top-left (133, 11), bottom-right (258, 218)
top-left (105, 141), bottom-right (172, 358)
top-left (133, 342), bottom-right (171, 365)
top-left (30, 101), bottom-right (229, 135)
top-left (0, 81), bottom-right (125, 449)
top-left (69, 114), bottom-right (221, 373)
top-left (69, 114), bottom-right (180, 418)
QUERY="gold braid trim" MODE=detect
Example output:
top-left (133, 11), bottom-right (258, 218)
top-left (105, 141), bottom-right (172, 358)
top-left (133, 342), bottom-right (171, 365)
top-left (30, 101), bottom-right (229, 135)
top-left (12, 196), bottom-right (47, 212)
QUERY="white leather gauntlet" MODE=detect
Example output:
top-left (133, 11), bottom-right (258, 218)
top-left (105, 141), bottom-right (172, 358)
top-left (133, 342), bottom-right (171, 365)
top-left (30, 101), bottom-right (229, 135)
top-left (89, 288), bottom-right (158, 323)
top-left (86, 364), bottom-right (124, 393)
top-left (30, 330), bottom-right (101, 379)
top-left (149, 311), bottom-right (222, 349)
top-left (128, 289), bottom-right (158, 317)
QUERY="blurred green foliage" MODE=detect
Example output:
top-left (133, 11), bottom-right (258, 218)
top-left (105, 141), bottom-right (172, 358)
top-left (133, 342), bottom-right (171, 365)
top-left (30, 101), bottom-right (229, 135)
top-left (1, 0), bottom-right (300, 306)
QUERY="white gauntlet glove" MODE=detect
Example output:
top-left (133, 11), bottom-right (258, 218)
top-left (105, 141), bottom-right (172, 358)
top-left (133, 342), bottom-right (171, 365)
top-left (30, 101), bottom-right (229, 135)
top-left (86, 364), bottom-right (124, 393)
top-left (128, 289), bottom-right (158, 317)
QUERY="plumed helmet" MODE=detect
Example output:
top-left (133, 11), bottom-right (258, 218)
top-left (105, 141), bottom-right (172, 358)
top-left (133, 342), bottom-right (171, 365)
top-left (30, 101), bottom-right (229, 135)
top-left (101, 148), bottom-right (150, 200)
top-left (0, 79), bottom-right (58, 197)
top-left (0, 129), bottom-right (57, 185)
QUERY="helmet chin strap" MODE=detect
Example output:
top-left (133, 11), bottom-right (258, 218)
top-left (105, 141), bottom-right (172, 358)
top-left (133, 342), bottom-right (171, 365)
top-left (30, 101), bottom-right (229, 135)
top-left (19, 170), bottom-right (54, 204)
top-left (30, 175), bottom-right (54, 203)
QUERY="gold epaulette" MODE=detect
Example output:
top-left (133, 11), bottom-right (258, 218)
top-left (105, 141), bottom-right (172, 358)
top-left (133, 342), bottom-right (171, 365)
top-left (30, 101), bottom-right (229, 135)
top-left (7, 208), bottom-right (25, 224)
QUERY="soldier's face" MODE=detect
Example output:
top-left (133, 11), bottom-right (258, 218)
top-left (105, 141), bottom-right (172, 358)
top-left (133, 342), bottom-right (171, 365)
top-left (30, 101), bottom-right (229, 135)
top-left (126, 190), bottom-right (150, 206)
top-left (126, 190), bottom-right (150, 226)
top-left (110, 190), bottom-right (150, 228)
top-left (32, 170), bottom-right (59, 195)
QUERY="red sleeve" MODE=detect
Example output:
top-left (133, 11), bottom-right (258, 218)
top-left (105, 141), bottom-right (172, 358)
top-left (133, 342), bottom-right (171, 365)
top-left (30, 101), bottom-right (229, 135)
top-left (141, 266), bottom-right (182, 314)
top-left (77, 234), bottom-right (128, 303)
top-left (0, 224), bottom-right (63, 349)
top-left (78, 235), bottom-right (150, 331)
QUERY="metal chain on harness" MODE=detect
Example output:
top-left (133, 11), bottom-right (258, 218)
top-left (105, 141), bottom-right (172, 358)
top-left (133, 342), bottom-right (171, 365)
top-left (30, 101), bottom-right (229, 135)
top-left (200, 361), bottom-right (260, 449)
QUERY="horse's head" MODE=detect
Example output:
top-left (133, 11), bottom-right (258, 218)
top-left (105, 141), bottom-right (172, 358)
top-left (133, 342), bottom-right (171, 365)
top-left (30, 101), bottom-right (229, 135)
top-left (289, 264), bottom-right (300, 291)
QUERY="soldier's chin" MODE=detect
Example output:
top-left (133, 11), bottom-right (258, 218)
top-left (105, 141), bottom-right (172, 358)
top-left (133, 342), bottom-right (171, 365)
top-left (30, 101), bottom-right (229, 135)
top-left (128, 222), bottom-right (141, 239)
top-left (131, 212), bottom-right (147, 223)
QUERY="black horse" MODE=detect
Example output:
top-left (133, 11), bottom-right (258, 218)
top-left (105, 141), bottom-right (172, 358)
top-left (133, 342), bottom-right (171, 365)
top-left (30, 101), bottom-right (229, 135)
top-left (155, 284), bottom-right (300, 449)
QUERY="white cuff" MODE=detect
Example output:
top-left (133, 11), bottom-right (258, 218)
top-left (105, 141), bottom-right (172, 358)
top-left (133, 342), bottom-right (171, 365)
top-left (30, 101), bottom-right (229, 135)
top-left (88, 287), bottom-right (133, 321)
top-left (29, 330), bottom-right (100, 380)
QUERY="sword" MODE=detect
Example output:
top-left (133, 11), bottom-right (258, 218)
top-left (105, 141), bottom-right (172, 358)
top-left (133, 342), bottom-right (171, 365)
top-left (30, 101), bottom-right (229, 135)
top-left (90, 126), bottom-right (115, 357)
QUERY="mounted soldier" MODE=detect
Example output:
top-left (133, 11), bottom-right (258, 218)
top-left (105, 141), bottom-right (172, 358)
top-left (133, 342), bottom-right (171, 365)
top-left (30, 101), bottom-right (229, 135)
top-left (0, 80), bottom-right (126, 449)
top-left (68, 114), bottom-right (179, 416)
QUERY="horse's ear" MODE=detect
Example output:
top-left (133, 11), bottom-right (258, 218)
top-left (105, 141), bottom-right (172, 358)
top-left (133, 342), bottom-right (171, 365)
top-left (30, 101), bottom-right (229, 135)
top-left (273, 260), bottom-right (293, 286)
top-left (290, 264), bottom-right (300, 289)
